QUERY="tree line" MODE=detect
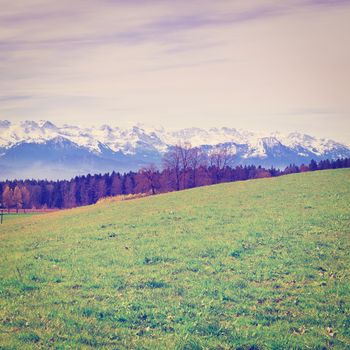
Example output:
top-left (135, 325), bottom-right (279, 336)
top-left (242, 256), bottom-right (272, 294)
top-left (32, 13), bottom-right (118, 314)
top-left (1, 143), bottom-right (349, 211)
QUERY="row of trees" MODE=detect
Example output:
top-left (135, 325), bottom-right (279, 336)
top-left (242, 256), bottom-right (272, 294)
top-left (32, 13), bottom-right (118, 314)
top-left (1, 144), bottom-right (349, 210)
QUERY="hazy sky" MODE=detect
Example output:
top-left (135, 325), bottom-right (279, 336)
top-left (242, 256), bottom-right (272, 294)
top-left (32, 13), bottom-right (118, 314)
top-left (0, 0), bottom-right (349, 142)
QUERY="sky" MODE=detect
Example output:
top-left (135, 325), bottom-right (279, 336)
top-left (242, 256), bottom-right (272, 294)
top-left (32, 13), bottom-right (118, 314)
top-left (0, 0), bottom-right (349, 143)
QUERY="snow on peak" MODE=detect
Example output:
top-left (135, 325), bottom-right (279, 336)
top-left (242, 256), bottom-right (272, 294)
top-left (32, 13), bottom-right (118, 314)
top-left (261, 137), bottom-right (282, 148)
top-left (276, 131), bottom-right (341, 155)
top-left (39, 120), bottom-right (58, 130)
top-left (0, 120), bottom-right (11, 128)
top-left (0, 120), bottom-right (347, 158)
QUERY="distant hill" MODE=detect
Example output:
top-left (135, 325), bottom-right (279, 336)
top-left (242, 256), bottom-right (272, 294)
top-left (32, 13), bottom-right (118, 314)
top-left (1, 120), bottom-right (349, 179)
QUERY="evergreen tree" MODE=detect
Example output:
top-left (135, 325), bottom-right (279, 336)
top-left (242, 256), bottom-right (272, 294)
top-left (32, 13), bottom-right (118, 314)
top-left (309, 159), bottom-right (318, 171)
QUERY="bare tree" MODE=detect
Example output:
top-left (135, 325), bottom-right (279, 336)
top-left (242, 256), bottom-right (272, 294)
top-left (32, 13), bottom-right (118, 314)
top-left (188, 147), bottom-right (206, 188)
top-left (2, 185), bottom-right (14, 212)
top-left (179, 142), bottom-right (193, 189)
top-left (13, 186), bottom-right (23, 213)
top-left (136, 164), bottom-right (160, 195)
top-left (209, 145), bottom-right (235, 183)
top-left (164, 143), bottom-right (212, 189)
top-left (163, 145), bottom-right (182, 191)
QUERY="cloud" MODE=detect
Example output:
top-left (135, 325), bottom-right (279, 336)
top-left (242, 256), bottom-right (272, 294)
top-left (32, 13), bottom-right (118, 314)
top-left (1, 0), bottom-right (349, 51)
top-left (0, 95), bottom-right (32, 102)
top-left (306, 0), bottom-right (350, 6)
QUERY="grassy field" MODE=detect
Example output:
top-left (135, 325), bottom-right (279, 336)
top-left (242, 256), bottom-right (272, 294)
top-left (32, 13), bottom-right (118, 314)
top-left (0, 169), bottom-right (349, 349)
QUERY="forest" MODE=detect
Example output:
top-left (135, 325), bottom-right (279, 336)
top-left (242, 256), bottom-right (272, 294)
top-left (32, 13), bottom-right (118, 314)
top-left (1, 143), bottom-right (349, 211)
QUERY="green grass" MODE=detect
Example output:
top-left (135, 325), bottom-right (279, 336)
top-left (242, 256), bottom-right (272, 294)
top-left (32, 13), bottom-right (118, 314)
top-left (0, 213), bottom-right (42, 224)
top-left (0, 169), bottom-right (350, 349)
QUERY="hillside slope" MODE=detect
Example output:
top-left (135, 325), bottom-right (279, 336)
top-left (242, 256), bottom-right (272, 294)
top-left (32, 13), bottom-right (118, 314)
top-left (0, 169), bottom-right (350, 349)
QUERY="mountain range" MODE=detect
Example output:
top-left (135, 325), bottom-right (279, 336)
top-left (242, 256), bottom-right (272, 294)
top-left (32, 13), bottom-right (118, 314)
top-left (0, 120), bottom-right (349, 180)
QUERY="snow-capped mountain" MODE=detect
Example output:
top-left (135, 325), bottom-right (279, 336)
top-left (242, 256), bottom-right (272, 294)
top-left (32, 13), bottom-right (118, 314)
top-left (0, 120), bottom-right (349, 180)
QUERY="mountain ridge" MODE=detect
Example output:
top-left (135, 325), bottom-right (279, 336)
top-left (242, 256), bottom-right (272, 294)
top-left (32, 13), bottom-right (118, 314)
top-left (0, 120), bottom-right (349, 180)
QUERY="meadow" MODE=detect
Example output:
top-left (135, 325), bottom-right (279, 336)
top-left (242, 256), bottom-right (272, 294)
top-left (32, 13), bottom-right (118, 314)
top-left (0, 169), bottom-right (349, 349)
